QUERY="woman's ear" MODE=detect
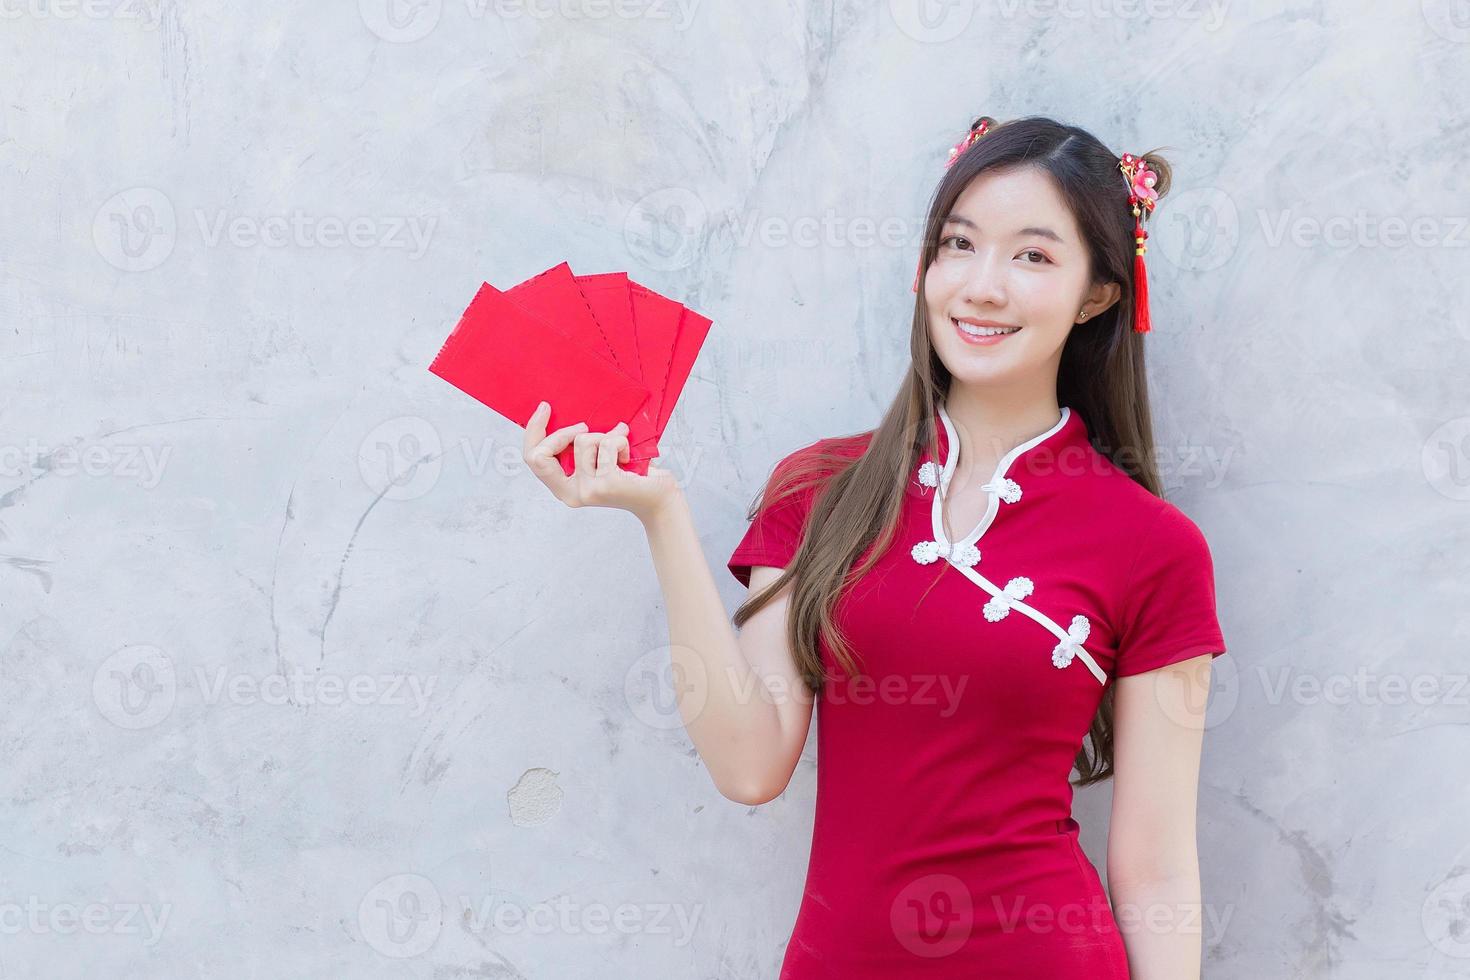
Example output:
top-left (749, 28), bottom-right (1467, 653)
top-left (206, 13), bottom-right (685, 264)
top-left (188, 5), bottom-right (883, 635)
top-left (1080, 280), bottom-right (1122, 321)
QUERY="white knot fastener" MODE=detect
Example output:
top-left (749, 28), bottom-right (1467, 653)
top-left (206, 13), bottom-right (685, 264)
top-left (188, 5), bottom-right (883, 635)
top-left (911, 539), bottom-right (944, 564)
top-left (916, 460), bottom-right (940, 488)
top-left (1051, 615), bottom-right (1092, 669)
top-left (910, 539), bottom-right (982, 568)
top-left (983, 576), bottom-right (1034, 621)
top-left (980, 476), bottom-right (1023, 504)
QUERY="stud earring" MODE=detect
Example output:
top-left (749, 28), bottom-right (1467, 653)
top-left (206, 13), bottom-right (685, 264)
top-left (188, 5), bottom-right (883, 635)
top-left (1078, 310), bottom-right (1088, 321)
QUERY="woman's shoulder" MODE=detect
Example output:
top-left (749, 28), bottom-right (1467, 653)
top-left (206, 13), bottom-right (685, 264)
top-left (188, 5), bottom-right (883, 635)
top-left (1066, 444), bottom-right (1218, 552)
top-left (1086, 476), bottom-right (1220, 594)
top-left (772, 429), bottom-right (875, 471)
top-left (758, 428), bottom-right (876, 507)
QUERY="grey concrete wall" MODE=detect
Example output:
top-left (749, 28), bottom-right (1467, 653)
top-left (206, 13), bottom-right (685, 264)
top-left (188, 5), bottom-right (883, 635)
top-left (1, 1), bottom-right (1465, 977)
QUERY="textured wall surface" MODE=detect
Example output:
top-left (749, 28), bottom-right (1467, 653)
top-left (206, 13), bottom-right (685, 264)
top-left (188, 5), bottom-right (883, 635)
top-left (2, 1), bottom-right (1466, 977)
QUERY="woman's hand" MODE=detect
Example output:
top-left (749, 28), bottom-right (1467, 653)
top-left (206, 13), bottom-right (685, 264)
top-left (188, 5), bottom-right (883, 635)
top-left (521, 401), bottom-right (681, 523)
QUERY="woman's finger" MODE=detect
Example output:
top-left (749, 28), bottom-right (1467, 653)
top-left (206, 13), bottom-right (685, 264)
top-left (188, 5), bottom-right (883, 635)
top-left (596, 424), bottom-right (630, 476)
top-left (573, 430), bottom-right (600, 477)
top-left (523, 403), bottom-right (581, 461)
top-left (541, 421), bottom-right (587, 454)
top-left (522, 401), bottom-right (552, 454)
top-left (525, 418), bottom-right (587, 484)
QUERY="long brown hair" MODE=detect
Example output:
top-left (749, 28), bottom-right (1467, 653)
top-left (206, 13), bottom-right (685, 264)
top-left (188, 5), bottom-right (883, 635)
top-left (731, 115), bottom-right (1175, 785)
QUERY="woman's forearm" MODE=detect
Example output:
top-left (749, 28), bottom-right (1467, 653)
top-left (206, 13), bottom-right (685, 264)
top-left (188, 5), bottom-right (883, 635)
top-left (639, 492), bottom-right (792, 802)
top-left (1107, 867), bottom-right (1206, 980)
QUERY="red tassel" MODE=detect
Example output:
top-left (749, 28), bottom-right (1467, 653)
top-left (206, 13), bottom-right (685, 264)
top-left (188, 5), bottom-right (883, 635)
top-left (1131, 224), bottom-right (1152, 334)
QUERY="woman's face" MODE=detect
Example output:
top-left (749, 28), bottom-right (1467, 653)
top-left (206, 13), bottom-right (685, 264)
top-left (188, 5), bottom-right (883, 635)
top-left (923, 165), bottom-right (1118, 390)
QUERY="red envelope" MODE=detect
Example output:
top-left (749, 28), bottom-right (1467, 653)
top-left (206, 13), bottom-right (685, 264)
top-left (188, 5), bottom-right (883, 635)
top-left (627, 280), bottom-right (685, 432)
top-left (508, 262), bottom-right (660, 459)
top-left (431, 263), bottom-right (713, 477)
top-left (658, 305), bottom-right (713, 437)
top-left (576, 271), bottom-right (660, 460)
top-left (575, 271), bottom-right (641, 378)
top-left (429, 282), bottom-right (654, 477)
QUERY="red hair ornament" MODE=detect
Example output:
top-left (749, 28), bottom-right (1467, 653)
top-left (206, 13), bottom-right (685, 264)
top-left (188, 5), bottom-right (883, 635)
top-left (1118, 151), bottom-right (1158, 334)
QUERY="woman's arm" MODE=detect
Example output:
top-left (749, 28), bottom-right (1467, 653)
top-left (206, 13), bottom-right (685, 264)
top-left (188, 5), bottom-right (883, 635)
top-left (641, 498), bottom-right (815, 804)
top-left (520, 402), bottom-right (813, 805)
top-left (1106, 652), bottom-right (1216, 980)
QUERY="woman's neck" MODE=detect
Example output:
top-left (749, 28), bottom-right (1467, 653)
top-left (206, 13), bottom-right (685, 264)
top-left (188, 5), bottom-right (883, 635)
top-left (942, 387), bottom-right (1064, 483)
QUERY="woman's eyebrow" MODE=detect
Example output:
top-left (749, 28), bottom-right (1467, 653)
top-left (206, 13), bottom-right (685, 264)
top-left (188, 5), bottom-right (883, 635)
top-left (942, 214), bottom-right (1065, 243)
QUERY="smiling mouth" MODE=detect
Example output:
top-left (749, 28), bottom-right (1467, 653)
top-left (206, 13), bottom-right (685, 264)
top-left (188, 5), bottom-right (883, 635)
top-left (952, 318), bottom-right (1021, 338)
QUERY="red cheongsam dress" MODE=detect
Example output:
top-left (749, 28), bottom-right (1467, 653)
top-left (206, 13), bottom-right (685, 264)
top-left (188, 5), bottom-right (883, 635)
top-left (726, 401), bottom-right (1227, 978)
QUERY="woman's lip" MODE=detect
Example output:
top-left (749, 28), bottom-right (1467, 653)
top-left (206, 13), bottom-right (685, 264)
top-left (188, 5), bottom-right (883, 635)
top-left (952, 317), bottom-right (1020, 346)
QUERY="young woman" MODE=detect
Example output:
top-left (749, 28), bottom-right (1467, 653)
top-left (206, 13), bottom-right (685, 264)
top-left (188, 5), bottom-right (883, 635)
top-left (521, 115), bottom-right (1227, 979)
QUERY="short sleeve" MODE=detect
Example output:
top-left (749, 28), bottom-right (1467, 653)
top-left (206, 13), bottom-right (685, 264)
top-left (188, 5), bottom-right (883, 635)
top-left (726, 448), bottom-right (818, 588)
top-left (1113, 502), bottom-right (1227, 677)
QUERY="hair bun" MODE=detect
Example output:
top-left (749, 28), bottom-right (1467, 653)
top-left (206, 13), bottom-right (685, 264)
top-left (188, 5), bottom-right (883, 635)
top-left (1137, 149), bottom-right (1172, 201)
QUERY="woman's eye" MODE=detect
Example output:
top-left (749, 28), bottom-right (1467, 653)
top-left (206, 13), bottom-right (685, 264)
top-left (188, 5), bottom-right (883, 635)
top-left (941, 237), bottom-right (1048, 263)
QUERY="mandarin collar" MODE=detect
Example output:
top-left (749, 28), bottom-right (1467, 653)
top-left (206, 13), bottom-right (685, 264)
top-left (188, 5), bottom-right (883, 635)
top-left (908, 402), bottom-right (1090, 504)
top-left (928, 402), bottom-right (1088, 470)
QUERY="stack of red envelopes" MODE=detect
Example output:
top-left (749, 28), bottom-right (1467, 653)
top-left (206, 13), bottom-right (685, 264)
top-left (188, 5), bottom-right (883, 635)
top-left (429, 261), bottom-right (713, 477)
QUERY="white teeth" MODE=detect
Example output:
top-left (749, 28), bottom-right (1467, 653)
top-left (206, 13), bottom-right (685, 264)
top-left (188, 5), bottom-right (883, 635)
top-left (954, 318), bottom-right (1019, 337)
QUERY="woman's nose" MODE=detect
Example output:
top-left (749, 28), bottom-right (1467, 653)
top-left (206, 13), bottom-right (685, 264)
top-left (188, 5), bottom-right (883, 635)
top-left (960, 256), bottom-right (1008, 307)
